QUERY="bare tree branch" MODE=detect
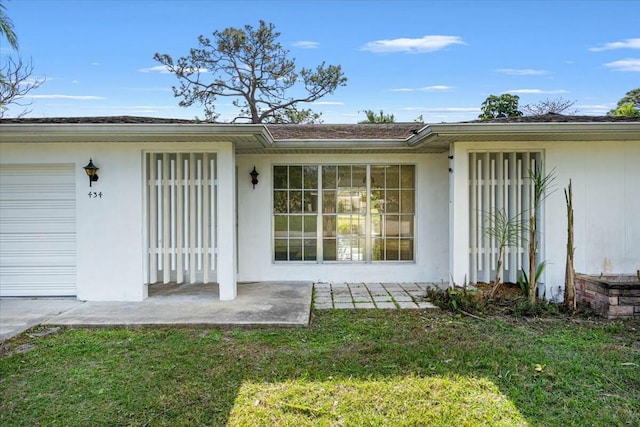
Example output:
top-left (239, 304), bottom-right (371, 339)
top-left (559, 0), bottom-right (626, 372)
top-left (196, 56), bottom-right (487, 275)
top-left (0, 57), bottom-right (45, 118)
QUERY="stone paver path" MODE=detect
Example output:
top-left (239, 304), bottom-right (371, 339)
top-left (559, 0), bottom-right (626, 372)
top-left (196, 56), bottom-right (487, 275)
top-left (313, 282), bottom-right (440, 309)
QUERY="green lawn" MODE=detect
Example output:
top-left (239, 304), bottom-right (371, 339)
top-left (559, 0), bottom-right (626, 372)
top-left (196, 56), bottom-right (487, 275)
top-left (1, 310), bottom-right (638, 426)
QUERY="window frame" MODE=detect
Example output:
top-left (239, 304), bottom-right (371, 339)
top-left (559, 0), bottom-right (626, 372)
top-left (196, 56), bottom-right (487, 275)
top-left (272, 163), bottom-right (416, 264)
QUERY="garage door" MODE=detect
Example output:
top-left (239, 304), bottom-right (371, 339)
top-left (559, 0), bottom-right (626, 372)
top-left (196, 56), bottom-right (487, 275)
top-left (0, 164), bottom-right (77, 296)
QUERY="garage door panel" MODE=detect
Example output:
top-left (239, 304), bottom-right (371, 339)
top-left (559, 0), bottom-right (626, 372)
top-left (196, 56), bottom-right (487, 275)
top-left (0, 164), bottom-right (77, 297)
top-left (1, 218), bottom-right (75, 233)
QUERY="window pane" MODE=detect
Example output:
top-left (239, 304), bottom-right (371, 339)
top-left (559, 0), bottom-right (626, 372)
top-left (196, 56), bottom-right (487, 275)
top-left (323, 190), bottom-right (336, 213)
top-left (385, 215), bottom-right (400, 237)
top-left (303, 191), bottom-right (317, 213)
top-left (338, 165), bottom-right (351, 188)
top-left (352, 166), bottom-right (366, 189)
top-left (371, 214), bottom-right (382, 236)
top-left (322, 166), bottom-right (336, 189)
top-left (289, 166), bottom-right (303, 189)
top-left (290, 215), bottom-right (303, 235)
top-left (305, 239), bottom-right (317, 261)
top-left (337, 215), bottom-right (352, 236)
top-left (401, 190), bottom-right (414, 213)
top-left (400, 215), bottom-right (414, 237)
top-left (323, 239), bottom-right (336, 261)
top-left (274, 239), bottom-right (288, 261)
top-left (371, 166), bottom-right (385, 189)
top-left (304, 165), bottom-right (318, 189)
top-left (274, 216), bottom-right (288, 237)
top-left (400, 239), bottom-right (413, 260)
top-left (273, 191), bottom-right (288, 213)
top-left (386, 238), bottom-right (399, 260)
top-left (371, 190), bottom-right (385, 212)
top-left (337, 190), bottom-right (351, 213)
top-left (386, 165), bottom-right (400, 188)
top-left (401, 165), bottom-right (415, 188)
top-left (303, 216), bottom-right (317, 235)
top-left (323, 215), bottom-right (337, 237)
top-left (289, 191), bottom-right (303, 213)
top-left (273, 166), bottom-right (288, 189)
top-left (385, 190), bottom-right (400, 213)
top-left (290, 239), bottom-right (303, 261)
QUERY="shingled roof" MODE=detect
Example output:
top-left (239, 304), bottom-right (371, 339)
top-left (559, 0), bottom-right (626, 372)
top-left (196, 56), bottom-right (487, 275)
top-left (1, 114), bottom-right (638, 142)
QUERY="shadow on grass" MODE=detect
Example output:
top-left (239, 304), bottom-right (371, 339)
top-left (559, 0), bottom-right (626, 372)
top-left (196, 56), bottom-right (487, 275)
top-left (1, 310), bottom-right (639, 426)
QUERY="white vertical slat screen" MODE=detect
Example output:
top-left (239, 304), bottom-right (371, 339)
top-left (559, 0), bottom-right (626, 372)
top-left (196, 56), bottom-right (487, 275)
top-left (469, 152), bottom-right (541, 284)
top-left (146, 153), bottom-right (216, 284)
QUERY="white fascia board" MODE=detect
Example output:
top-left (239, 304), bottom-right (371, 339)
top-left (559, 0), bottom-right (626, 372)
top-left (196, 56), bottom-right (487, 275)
top-left (427, 122), bottom-right (640, 135)
top-left (0, 123), bottom-right (275, 147)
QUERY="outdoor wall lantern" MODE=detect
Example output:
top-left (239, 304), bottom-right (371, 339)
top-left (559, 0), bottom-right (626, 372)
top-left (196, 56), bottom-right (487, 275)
top-left (83, 158), bottom-right (99, 187)
top-left (250, 166), bottom-right (259, 189)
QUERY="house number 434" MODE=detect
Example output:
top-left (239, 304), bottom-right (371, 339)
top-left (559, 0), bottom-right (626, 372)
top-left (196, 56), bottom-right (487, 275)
top-left (88, 192), bottom-right (103, 199)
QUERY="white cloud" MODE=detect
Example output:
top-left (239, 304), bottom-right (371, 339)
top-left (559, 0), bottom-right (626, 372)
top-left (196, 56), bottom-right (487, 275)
top-left (589, 38), bottom-right (640, 52)
top-left (313, 101), bottom-right (344, 105)
top-left (604, 58), bottom-right (640, 72)
top-left (391, 85), bottom-right (454, 92)
top-left (28, 94), bottom-right (105, 100)
top-left (362, 35), bottom-right (465, 53)
top-left (496, 68), bottom-right (549, 76)
top-left (138, 65), bottom-right (172, 73)
top-left (292, 41), bottom-right (320, 49)
top-left (505, 89), bottom-right (568, 94)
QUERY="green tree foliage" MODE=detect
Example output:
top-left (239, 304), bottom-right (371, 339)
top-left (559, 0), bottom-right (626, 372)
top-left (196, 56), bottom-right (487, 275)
top-left (359, 110), bottom-right (395, 123)
top-left (608, 88), bottom-right (640, 116)
top-left (478, 94), bottom-right (523, 120)
top-left (154, 21), bottom-right (346, 123)
top-left (610, 102), bottom-right (640, 117)
top-left (0, 0), bottom-right (18, 50)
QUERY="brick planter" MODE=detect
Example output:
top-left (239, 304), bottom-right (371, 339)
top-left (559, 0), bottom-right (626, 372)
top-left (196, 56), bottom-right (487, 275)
top-left (575, 274), bottom-right (640, 319)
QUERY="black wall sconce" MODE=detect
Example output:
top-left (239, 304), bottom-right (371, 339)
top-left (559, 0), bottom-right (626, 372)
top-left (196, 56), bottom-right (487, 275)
top-left (250, 166), bottom-right (259, 189)
top-left (83, 158), bottom-right (99, 187)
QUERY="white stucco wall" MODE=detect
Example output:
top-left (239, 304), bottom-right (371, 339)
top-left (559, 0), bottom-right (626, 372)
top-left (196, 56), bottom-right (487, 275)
top-left (236, 153), bottom-right (450, 284)
top-left (0, 141), bottom-right (236, 301)
top-left (450, 139), bottom-right (640, 300)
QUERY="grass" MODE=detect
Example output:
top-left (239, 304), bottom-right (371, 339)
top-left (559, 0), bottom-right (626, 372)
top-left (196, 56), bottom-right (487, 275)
top-left (1, 310), bottom-right (639, 426)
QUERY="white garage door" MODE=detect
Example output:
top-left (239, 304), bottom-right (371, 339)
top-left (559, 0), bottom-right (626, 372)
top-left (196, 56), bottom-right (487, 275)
top-left (0, 164), bottom-right (77, 296)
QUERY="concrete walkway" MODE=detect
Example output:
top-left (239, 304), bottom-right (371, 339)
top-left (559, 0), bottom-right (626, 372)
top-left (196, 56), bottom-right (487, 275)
top-left (0, 298), bottom-right (84, 341)
top-left (314, 282), bottom-right (439, 309)
top-left (1, 281), bottom-right (442, 341)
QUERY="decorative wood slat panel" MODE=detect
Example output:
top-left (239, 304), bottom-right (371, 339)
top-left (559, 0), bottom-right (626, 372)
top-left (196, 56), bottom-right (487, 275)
top-left (468, 152), bottom-right (542, 285)
top-left (146, 153), bottom-right (216, 285)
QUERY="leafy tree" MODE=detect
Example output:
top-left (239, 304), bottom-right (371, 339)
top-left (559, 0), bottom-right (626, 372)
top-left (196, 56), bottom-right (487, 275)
top-left (0, 0), bottom-right (44, 118)
top-left (608, 88), bottom-right (640, 116)
top-left (478, 94), bottom-right (523, 120)
top-left (522, 97), bottom-right (577, 116)
top-left (154, 21), bottom-right (346, 123)
top-left (359, 109), bottom-right (395, 123)
top-left (0, 0), bottom-right (18, 50)
top-left (610, 102), bottom-right (640, 117)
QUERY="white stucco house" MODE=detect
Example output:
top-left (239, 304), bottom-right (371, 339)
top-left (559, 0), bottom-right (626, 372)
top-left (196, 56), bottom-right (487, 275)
top-left (1, 115), bottom-right (638, 302)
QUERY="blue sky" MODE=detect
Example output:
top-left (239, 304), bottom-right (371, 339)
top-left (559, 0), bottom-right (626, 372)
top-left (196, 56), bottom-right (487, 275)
top-left (3, 0), bottom-right (639, 123)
